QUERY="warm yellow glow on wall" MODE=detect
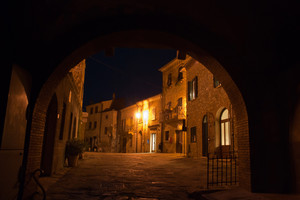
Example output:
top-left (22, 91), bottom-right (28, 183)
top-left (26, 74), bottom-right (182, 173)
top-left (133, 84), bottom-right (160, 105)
top-left (143, 110), bottom-right (149, 121)
top-left (136, 112), bottom-right (141, 119)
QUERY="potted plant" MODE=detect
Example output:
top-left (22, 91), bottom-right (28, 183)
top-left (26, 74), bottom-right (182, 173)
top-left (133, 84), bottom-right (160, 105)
top-left (65, 139), bottom-right (85, 167)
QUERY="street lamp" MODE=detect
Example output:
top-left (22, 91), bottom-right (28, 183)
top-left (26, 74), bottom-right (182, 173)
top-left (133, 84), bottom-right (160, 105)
top-left (136, 112), bottom-right (141, 119)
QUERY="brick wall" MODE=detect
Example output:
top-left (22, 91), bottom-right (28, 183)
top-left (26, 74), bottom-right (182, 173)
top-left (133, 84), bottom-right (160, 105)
top-left (24, 61), bottom-right (86, 198)
top-left (186, 60), bottom-right (237, 157)
top-left (160, 56), bottom-right (191, 153)
top-left (120, 105), bottom-right (137, 153)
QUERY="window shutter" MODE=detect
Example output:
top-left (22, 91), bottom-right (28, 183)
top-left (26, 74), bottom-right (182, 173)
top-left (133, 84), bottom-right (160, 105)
top-left (195, 76), bottom-right (198, 98)
top-left (188, 81), bottom-right (192, 101)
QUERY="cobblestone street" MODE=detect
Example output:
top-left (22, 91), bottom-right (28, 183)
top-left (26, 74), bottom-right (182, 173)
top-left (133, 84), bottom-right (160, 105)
top-left (45, 152), bottom-right (207, 200)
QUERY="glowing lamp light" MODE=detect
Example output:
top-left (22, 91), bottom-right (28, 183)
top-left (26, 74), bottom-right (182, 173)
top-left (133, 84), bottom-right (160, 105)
top-left (143, 110), bottom-right (149, 121)
top-left (136, 112), bottom-right (141, 119)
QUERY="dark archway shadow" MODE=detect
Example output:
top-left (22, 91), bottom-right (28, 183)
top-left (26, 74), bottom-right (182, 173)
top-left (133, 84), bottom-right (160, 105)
top-left (41, 94), bottom-right (58, 176)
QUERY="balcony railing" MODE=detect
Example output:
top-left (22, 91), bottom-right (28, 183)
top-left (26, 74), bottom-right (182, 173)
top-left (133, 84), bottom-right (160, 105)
top-left (160, 106), bottom-right (186, 123)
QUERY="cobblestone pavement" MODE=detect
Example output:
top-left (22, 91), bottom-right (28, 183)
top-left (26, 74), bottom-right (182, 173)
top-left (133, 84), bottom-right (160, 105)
top-left (45, 152), bottom-right (207, 200)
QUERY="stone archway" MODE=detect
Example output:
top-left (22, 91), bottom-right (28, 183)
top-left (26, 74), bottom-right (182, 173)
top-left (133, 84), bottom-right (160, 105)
top-left (25, 30), bottom-right (250, 197)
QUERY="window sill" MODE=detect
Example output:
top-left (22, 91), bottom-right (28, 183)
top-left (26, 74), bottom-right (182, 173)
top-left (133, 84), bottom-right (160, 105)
top-left (188, 97), bottom-right (198, 102)
top-left (214, 84), bottom-right (222, 89)
top-left (175, 79), bottom-right (183, 86)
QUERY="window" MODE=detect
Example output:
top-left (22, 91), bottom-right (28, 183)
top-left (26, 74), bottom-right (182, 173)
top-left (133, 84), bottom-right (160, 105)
top-left (220, 108), bottom-right (230, 145)
top-left (167, 102), bottom-right (171, 110)
top-left (95, 106), bottom-right (98, 113)
top-left (89, 122), bottom-right (92, 129)
top-left (90, 107), bottom-right (93, 114)
top-left (94, 121), bottom-right (97, 129)
top-left (104, 127), bottom-right (108, 134)
top-left (178, 67), bottom-right (183, 81)
top-left (165, 131), bottom-right (169, 141)
top-left (178, 97), bottom-right (182, 107)
top-left (191, 126), bottom-right (197, 143)
top-left (188, 76), bottom-right (198, 101)
top-left (167, 73), bottom-right (172, 87)
top-left (213, 77), bottom-right (221, 88)
top-left (59, 103), bottom-right (66, 140)
top-left (177, 98), bottom-right (183, 114)
top-left (151, 108), bottom-right (156, 120)
top-left (130, 117), bottom-right (133, 126)
top-left (105, 114), bottom-right (108, 119)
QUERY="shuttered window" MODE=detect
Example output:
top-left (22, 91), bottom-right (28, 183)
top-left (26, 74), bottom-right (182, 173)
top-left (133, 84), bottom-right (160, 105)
top-left (188, 76), bottom-right (198, 101)
top-left (191, 126), bottom-right (197, 143)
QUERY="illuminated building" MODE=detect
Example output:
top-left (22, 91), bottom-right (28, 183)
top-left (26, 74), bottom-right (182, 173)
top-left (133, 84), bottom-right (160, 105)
top-left (185, 59), bottom-right (237, 158)
top-left (119, 94), bottom-right (162, 153)
top-left (159, 53), bottom-right (192, 154)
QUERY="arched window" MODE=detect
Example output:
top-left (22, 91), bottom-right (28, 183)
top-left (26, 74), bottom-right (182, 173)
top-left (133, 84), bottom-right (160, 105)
top-left (202, 115), bottom-right (208, 156)
top-left (220, 108), bottom-right (230, 146)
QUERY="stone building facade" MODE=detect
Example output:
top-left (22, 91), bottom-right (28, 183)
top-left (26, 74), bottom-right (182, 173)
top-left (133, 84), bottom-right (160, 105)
top-left (112, 94), bottom-right (162, 153)
top-left (158, 53), bottom-right (237, 158)
top-left (84, 95), bottom-right (124, 152)
top-left (85, 99), bottom-right (113, 151)
top-left (87, 94), bottom-right (162, 154)
top-left (119, 104), bottom-right (136, 153)
top-left (40, 60), bottom-right (86, 176)
top-left (186, 60), bottom-right (238, 158)
top-left (159, 55), bottom-right (192, 154)
top-left (135, 94), bottom-right (162, 153)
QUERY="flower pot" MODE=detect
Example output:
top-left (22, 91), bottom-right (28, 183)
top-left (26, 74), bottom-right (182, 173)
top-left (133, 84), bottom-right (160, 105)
top-left (68, 154), bottom-right (79, 167)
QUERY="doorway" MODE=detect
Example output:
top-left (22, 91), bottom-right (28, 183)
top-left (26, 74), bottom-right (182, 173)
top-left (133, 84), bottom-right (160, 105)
top-left (137, 131), bottom-right (142, 153)
top-left (176, 131), bottom-right (182, 153)
top-left (151, 133), bottom-right (156, 152)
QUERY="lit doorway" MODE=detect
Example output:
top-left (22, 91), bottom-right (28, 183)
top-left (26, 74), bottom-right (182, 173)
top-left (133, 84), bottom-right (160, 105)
top-left (151, 133), bottom-right (156, 152)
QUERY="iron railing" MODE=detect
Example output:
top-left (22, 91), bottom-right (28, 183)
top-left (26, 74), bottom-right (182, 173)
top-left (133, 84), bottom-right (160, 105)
top-left (207, 152), bottom-right (238, 189)
top-left (160, 106), bottom-right (186, 122)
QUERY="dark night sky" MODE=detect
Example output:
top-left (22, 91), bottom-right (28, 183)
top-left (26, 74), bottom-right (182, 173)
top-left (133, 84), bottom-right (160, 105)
top-left (83, 48), bottom-right (177, 110)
